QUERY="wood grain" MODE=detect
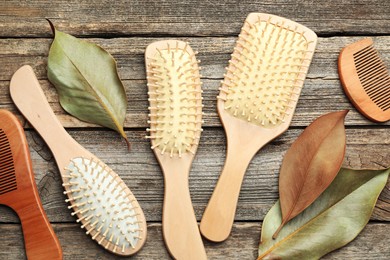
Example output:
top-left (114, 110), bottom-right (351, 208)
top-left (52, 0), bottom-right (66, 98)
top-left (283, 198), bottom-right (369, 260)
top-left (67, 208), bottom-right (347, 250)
top-left (0, 222), bottom-right (388, 259)
top-left (0, 0), bottom-right (389, 37)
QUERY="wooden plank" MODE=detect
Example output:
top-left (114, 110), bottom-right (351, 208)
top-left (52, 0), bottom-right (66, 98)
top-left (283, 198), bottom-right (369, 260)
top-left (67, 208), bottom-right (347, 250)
top-left (0, 128), bottom-right (388, 223)
top-left (0, 0), bottom-right (389, 37)
top-left (0, 222), bottom-right (388, 259)
top-left (1, 36), bottom-right (389, 81)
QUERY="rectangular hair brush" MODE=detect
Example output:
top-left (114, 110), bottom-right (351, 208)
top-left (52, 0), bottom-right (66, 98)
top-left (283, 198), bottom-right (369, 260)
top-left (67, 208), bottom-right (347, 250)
top-left (200, 13), bottom-right (317, 242)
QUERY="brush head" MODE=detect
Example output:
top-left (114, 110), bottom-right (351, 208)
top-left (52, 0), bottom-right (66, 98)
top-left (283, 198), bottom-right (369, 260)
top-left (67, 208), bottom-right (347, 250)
top-left (62, 157), bottom-right (146, 255)
top-left (0, 129), bottom-right (17, 196)
top-left (218, 13), bottom-right (317, 128)
top-left (339, 38), bottom-right (390, 122)
top-left (145, 40), bottom-right (203, 158)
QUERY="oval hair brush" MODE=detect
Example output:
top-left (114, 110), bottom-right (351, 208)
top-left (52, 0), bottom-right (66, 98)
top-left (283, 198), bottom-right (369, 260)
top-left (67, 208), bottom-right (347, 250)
top-left (10, 65), bottom-right (147, 256)
top-left (338, 38), bottom-right (390, 122)
top-left (145, 40), bottom-right (206, 259)
top-left (0, 110), bottom-right (62, 259)
top-left (200, 13), bottom-right (317, 242)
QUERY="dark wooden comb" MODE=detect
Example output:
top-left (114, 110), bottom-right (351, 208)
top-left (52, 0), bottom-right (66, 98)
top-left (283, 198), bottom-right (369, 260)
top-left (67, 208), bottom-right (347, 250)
top-left (0, 110), bottom-right (62, 259)
top-left (0, 129), bottom-right (17, 194)
top-left (338, 38), bottom-right (390, 122)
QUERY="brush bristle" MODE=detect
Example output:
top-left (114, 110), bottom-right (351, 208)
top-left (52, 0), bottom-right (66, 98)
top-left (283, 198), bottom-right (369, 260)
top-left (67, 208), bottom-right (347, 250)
top-left (0, 129), bottom-right (17, 195)
top-left (218, 15), bottom-right (315, 127)
top-left (63, 157), bottom-right (144, 254)
top-left (354, 45), bottom-right (390, 111)
top-left (146, 41), bottom-right (203, 158)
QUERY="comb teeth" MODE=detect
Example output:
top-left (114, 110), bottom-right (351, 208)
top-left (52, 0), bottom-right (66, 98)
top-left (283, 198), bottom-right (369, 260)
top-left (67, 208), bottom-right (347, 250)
top-left (0, 129), bottom-right (17, 195)
top-left (354, 45), bottom-right (390, 111)
top-left (218, 15), bottom-right (315, 128)
top-left (146, 41), bottom-right (203, 158)
top-left (63, 157), bottom-right (143, 254)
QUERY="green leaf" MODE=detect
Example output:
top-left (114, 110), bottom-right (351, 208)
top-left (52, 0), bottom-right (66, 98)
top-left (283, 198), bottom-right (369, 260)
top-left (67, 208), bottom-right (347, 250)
top-left (47, 21), bottom-right (129, 147)
top-left (258, 167), bottom-right (390, 260)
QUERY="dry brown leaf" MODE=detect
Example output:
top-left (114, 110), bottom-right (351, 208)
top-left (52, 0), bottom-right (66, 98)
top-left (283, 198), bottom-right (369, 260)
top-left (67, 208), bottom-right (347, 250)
top-left (273, 110), bottom-right (349, 238)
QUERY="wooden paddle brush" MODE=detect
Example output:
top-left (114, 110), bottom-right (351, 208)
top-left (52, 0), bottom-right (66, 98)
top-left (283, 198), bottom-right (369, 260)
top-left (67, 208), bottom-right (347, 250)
top-left (0, 110), bottom-right (62, 259)
top-left (10, 65), bottom-right (147, 256)
top-left (338, 38), bottom-right (390, 122)
top-left (145, 40), bottom-right (206, 259)
top-left (200, 13), bottom-right (317, 242)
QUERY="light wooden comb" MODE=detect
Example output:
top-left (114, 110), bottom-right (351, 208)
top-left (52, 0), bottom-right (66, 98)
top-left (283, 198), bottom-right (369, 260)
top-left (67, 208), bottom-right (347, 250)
top-left (145, 40), bottom-right (206, 260)
top-left (338, 38), bottom-right (390, 122)
top-left (10, 65), bottom-right (147, 256)
top-left (200, 13), bottom-right (317, 242)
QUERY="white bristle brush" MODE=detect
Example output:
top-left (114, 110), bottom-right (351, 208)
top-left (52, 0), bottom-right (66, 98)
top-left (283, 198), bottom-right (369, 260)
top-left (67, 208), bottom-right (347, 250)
top-left (200, 13), bottom-right (317, 242)
top-left (10, 65), bottom-right (147, 256)
top-left (145, 40), bottom-right (207, 260)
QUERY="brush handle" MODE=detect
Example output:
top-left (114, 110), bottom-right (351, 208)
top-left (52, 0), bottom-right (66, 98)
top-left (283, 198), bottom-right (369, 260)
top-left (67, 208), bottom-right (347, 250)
top-left (160, 158), bottom-right (207, 260)
top-left (18, 198), bottom-right (63, 260)
top-left (200, 138), bottom-right (259, 242)
top-left (10, 65), bottom-right (78, 169)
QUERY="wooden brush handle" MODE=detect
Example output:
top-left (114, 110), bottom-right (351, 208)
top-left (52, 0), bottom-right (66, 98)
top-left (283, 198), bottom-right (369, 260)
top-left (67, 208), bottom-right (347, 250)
top-left (161, 161), bottom-right (207, 260)
top-left (18, 199), bottom-right (63, 260)
top-left (10, 65), bottom-right (76, 166)
top-left (200, 140), bottom-right (258, 242)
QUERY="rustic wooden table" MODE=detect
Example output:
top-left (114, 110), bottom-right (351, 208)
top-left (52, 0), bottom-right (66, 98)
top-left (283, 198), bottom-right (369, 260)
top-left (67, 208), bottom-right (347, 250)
top-left (0, 1), bottom-right (389, 259)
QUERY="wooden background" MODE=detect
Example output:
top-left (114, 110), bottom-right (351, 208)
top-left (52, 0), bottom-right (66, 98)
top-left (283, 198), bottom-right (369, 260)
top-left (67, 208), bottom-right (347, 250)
top-left (0, 0), bottom-right (389, 259)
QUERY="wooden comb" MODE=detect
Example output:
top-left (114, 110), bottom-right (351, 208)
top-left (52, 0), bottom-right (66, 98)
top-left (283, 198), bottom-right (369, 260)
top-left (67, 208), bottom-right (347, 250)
top-left (200, 13), bottom-right (317, 242)
top-left (338, 38), bottom-right (390, 122)
top-left (0, 110), bottom-right (62, 259)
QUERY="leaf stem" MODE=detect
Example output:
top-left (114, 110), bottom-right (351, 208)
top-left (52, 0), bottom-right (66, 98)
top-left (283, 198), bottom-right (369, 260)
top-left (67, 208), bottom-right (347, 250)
top-left (272, 221), bottom-right (286, 239)
top-left (46, 19), bottom-right (56, 37)
top-left (124, 137), bottom-right (131, 151)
